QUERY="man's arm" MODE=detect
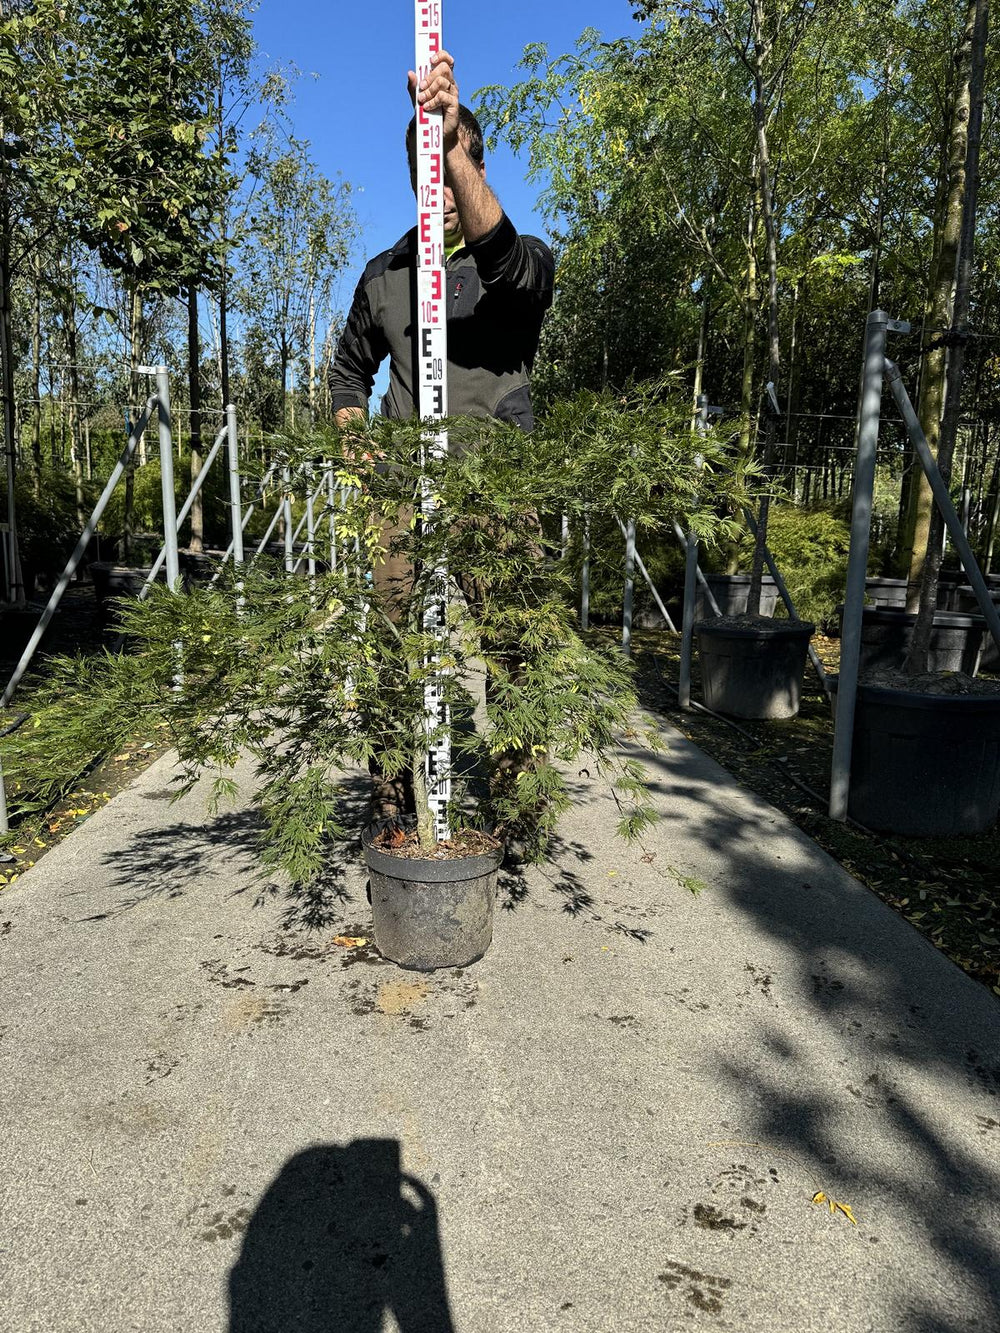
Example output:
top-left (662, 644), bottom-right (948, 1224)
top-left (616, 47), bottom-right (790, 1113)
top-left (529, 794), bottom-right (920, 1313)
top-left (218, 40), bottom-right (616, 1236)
top-left (443, 139), bottom-right (501, 245)
top-left (329, 272), bottom-right (388, 419)
top-left (409, 50), bottom-right (501, 244)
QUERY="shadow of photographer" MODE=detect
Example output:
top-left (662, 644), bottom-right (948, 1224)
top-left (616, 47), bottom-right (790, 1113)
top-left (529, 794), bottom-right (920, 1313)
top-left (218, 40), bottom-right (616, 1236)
top-left (229, 1139), bottom-right (455, 1332)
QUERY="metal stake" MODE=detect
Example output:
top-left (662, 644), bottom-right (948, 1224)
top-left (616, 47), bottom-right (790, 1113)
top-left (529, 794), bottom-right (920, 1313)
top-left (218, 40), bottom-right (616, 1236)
top-left (830, 310), bottom-right (896, 821)
top-left (679, 396), bottom-right (709, 709)
top-left (886, 360), bottom-right (1000, 660)
top-left (154, 368), bottom-right (181, 594)
top-left (622, 517), bottom-right (636, 656)
top-left (283, 466), bottom-right (294, 574)
top-left (226, 404), bottom-right (244, 566)
top-left (581, 510), bottom-right (590, 631)
top-left (141, 422), bottom-right (229, 598)
top-left (333, 469), bottom-right (344, 573)
top-left (1, 399), bottom-right (155, 708)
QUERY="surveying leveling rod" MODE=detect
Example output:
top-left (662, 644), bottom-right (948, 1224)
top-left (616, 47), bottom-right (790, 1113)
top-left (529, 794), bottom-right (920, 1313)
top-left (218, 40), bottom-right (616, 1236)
top-left (415, 0), bottom-right (451, 842)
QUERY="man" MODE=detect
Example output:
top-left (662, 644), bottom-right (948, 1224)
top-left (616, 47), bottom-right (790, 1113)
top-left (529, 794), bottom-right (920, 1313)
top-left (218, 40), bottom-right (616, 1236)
top-left (330, 50), bottom-right (554, 435)
top-left (329, 51), bottom-right (554, 826)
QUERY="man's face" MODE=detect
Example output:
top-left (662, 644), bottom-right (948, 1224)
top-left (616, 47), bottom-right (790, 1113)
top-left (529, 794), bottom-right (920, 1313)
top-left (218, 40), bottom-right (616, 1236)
top-left (408, 131), bottom-right (486, 237)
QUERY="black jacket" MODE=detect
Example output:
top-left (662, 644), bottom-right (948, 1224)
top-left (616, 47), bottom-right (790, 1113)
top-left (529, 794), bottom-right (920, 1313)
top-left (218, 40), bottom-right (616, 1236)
top-left (329, 212), bottom-right (554, 431)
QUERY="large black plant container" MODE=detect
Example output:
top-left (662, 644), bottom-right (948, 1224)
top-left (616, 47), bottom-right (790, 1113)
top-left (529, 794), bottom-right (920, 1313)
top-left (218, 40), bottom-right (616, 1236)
top-left (695, 573), bottom-right (778, 620)
top-left (90, 561), bottom-right (166, 622)
top-left (362, 821), bottom-right (501, 971)
top-left (956, 587), bottom-right (1000, 671)
top-left (864, 577), bottom-right (908, 609)
top-left (696, 619), bottom-right (815, 720)
top-left (845, 682), bottom-right (1000, 836)
top-left (836, 606), bottom-right (986, 675)
top-left (863, 574), bottom-right (965, 611)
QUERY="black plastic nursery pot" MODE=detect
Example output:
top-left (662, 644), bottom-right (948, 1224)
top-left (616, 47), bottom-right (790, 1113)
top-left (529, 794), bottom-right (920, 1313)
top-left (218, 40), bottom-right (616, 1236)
top-left (695, 618), bottom-right (815, 720)
top-left (955, 587), bottom-right (1000, 670)
top-left (836, 605), bottom-right (986, 675)
top-left (864, 577), bottom-right (908, 609)
top-left (840, 680), bottom-right (1000, 836)
top-left (90, 561), bottom-right (166, 619)
top-left (362, 822), bottom-right (502, 971)
top-left (935, 569), bottom-right (968, 610)
top-left (177, 548), bottom-right (229, 586)
top-left (695, 572), bottom-right (778, 620)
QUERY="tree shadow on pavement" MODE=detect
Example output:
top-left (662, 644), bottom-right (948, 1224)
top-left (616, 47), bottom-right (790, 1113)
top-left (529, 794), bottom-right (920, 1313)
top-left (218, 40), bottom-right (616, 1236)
top-left (637, 732), bottom-right (1000, 1332)
top-left (228, 1140), bottom-right (455, 1333)
top-left (97, 775), bottom-right (372, 929)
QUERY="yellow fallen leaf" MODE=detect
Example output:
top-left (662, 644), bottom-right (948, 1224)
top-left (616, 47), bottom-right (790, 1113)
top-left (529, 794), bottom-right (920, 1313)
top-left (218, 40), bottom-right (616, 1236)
top-left (333, 935), bottom-right (368, 948)
top-left (812, 1191), bottom-right (857, 1224)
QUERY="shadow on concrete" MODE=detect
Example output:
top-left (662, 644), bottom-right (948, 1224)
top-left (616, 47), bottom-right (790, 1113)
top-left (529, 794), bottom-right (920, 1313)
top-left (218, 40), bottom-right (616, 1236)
top-left (634, 730), bottom-right (1000, 1332)
top-left (97, 774), bottom-right (372, 929)
top-left (228, 1140), bottom-right (455, 1333)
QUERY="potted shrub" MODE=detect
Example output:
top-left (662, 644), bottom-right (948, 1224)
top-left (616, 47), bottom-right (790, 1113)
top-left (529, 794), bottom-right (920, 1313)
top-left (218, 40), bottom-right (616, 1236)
top-left (18, 396), bottom-right (750, 969)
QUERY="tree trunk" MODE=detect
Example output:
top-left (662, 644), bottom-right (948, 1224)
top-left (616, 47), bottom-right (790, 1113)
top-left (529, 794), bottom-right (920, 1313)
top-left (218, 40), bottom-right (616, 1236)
top-left (902, 7), bottom-right (976, 612)
top-left (309, 287), bottom-right (317, 425)
top-left (691, 278), bottom-right (711, 429)
top-left (903, 0), bottom-right (985, 672)
top-left (63, 258), bottom-right (86, 531)
top-left (747, 0), bottom-right (782, 619)
top-left (187, 283), bottom-right (204, 553)
top-left (31, 248), bottom-right (42, 493)
top-left (122, 285), bottom-right (142, 562)
top-left (0, 188), bottom-right (24, 605)
top-left (739, 177), bottom-right (759, 461)
top-left (217, 75), bottom-right (231, 410)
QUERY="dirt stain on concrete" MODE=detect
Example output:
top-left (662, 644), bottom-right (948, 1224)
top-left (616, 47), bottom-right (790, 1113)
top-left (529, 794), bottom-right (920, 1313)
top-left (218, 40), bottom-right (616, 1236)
top-left (223, 992), bottom-right (288, 1030)
top-left (376, 979), bottom-right (428, 1016)
top-left (659, 1260), bottom-right (732, 1316)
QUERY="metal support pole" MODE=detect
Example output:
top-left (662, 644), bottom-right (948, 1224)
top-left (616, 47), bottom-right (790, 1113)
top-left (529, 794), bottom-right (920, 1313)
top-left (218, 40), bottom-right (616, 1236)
top-left (0, 713), bottom-right (28, 835)
top-left (581, 510), bottom-right (590, 631)
top-left (289, 476), bottom-right (328, 573)
top-left (141, 422), bottom-right (229, 597)
top-left (209, 460), bottom-right (279, 584)
top-left (615, 516), bottom-right (678, 633)
top-left (283, 466), bottom-right (294, 574)
top-left (327, 469), bottom-right (337, 573)
top-left (1, 399), bottom-right (155, 708)
top-left (226, 404), bottom-right (244, 566)
top-left (622, 517), bottom-right (636, 656)
top-left (154, 368), bottom-right (180, 594)
top-left (830, 310), bottom-right (895, 821)
top-left (672, 520), bottom-right (723, 616)
top-left (305, 465), bottom-right (316, 581)
top-left (679, 395), bottom-right (709, 709)
top-left (886, 360), bottom-right (1000, 661)
top-left (252, 499), bottom-right (285, 562)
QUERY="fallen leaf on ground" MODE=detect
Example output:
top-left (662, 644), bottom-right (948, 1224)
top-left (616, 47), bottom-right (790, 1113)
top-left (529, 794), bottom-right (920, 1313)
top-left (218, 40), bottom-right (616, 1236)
top-left (333, 935), bottom-right (368, 948)
top-left (812, 1191), bottom-right (858, 1224)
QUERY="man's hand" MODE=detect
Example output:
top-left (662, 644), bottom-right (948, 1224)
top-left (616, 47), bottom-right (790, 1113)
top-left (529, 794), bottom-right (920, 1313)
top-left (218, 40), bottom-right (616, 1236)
top-left (407, 49), bottom-right (460, 153)
top-left (335, 406), bottom-right (383, 467)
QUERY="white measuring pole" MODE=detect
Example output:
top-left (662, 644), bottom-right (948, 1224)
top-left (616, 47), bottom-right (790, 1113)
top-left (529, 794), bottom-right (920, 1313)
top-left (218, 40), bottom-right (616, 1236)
top-left (414, 0), bottom-right (451, 842)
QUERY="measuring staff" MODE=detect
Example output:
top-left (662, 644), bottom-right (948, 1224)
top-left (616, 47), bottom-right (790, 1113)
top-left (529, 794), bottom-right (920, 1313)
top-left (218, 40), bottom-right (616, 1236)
top-left (330, 30), bottom-right (555, 830)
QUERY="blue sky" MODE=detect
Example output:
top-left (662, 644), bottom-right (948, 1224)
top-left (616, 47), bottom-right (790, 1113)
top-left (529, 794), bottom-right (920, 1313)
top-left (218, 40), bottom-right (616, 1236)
top-left (250, 0), bottom-right (638, 309)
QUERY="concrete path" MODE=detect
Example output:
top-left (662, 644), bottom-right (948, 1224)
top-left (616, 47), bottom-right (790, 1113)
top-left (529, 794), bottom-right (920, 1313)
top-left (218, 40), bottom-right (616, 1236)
top-left (1, 720), bottom-right (999, 1333)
